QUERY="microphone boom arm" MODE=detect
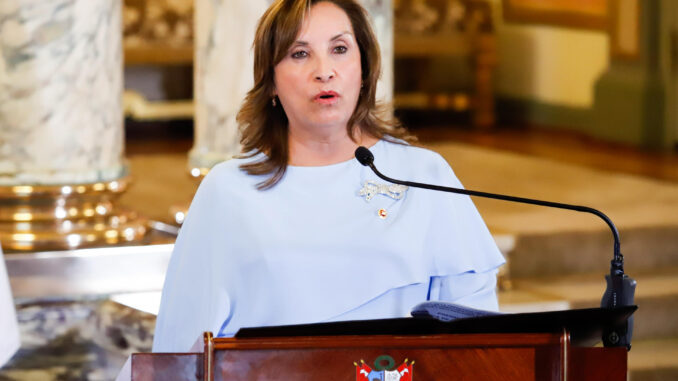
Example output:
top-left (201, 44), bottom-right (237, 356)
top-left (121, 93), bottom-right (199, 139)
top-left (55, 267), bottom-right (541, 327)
top-left (365, 163), bottom-right (624, 273)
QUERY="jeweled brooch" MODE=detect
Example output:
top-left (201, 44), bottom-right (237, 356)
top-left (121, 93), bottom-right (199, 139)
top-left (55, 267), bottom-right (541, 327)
top-left (359, 180), bottom-right (408, 201)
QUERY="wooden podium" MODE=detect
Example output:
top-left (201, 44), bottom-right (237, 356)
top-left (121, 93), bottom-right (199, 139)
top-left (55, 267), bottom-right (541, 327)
top-left (131, 307), bottom-right (634, 380)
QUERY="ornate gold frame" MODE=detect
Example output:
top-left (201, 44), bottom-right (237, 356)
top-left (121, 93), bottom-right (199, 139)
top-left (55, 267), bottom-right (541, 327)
top-left (502, 0), bottom-right (609, 30)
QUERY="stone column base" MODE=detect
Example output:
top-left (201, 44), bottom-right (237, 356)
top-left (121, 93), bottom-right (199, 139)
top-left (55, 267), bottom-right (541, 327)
top-left (0, 177), bottom-right (147, 251)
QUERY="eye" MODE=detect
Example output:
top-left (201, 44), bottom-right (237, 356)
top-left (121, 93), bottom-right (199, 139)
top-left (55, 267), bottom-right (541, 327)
top-left (291, 50), bottom-right (308, 59)
top-left (333, 45), bottom-right (348, 54)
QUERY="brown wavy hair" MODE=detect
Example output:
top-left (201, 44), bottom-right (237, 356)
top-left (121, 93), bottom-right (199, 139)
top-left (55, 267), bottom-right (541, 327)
top-left (237, 0), bottom-right (414, 189)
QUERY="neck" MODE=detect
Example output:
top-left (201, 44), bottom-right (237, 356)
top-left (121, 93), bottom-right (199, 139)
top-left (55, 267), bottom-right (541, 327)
top-left (288, 127), bottom-right (378, 166)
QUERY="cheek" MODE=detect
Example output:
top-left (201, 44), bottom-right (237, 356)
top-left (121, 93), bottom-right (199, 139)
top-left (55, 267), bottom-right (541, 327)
top-left (346, 54), bottom-right (363, 90)
top-left (347, 62), bottom-right (363, 97)
top-left (274, 67), bottom-right (299, 100)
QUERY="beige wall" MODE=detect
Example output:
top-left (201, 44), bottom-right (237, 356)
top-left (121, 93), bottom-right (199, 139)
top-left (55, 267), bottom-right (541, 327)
top-left (489, 0), bottom-right (610, 108)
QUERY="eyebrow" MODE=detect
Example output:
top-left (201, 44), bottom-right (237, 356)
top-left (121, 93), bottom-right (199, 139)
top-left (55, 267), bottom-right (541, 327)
top-left (292, 32), bottom-right (354, 46)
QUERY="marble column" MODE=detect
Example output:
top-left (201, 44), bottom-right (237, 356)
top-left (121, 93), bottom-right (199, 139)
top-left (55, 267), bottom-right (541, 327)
top-left (190, 0), bottom-right (271, 174)
top-left (362, 0), bottom-right (394, 107)
top-left (0, 0), bottom-right (145, 251)
top-left (190, 0), bottom-right (394, 175)
top-left (0, 0), bottom-right (125, 185)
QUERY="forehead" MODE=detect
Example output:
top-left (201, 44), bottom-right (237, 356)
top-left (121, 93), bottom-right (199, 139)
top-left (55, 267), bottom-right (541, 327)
top-left (296, 1), bottom-right (354, 40)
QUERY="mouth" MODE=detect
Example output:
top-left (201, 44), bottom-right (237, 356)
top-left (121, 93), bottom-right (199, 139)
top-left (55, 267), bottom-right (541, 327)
top-left (314, 91), bottom-right (340, 103)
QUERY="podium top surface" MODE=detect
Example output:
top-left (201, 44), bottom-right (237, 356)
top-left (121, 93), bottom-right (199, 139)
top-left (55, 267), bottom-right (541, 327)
top-left (235, 306), bottom-right (637, 347)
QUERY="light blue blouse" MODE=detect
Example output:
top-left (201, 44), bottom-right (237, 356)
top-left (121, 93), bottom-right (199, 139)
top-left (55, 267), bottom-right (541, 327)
top-left (152, 140), bottom-right (505, 352)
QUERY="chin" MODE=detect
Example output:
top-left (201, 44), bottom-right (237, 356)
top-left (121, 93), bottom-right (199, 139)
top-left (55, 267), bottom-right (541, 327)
top-left (312, 120), bottom-right (349, 130)
top-left (311, 113), bottom-right (351, 128)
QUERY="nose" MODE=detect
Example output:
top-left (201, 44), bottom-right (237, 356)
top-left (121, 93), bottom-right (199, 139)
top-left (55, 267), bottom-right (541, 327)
top-left (313, 56), bottom-right (335, 82)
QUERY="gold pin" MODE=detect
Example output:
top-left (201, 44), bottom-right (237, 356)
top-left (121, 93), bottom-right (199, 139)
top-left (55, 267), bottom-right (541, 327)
top-left (377, 209), bottom-right (387, 219)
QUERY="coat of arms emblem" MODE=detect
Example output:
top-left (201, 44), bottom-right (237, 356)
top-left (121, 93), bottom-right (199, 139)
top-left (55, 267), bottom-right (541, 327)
top-left (354, 356), bottom-right (414, 381)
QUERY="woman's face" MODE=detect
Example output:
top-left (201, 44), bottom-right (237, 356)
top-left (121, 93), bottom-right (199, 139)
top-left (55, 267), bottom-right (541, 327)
top-left (273, 1), bottom-right (362, 137)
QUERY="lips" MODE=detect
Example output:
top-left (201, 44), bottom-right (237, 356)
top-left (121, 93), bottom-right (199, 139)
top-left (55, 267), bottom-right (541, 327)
top-left (314, 90), bottom-right (339, 104)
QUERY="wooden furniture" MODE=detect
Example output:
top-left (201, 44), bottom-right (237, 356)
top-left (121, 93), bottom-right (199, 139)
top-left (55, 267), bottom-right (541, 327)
top-left (394, 0), bottom-right (497, 129)
top-left (123, 0), bottom-right (194, 65)
top-left (131, 307), bottom-right (634, 380)
top-left (132, 331), bottom-right (626, 380)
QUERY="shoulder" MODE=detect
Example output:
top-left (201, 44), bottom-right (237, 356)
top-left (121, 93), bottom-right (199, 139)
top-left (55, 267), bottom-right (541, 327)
top-left (375, 139), bottom-right (457, 183)
top-left (190, 155), bottom-right (266, 206)
top-left (378, 139), bottom-right (448, 163)
top-left (205, 158), bottom-right (245, 182)
top-left (200, 155), bottom-right (265, 189)
top-left (182, 156), bottom-right (265, 225)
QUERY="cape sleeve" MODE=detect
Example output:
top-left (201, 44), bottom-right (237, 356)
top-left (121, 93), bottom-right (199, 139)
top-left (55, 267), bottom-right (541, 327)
top-left (422, 152), bottom-right (506, 276)
top-left (429, 269), bottom-right (500, 311)
top-left (152, 166), bottom-right (233, 352)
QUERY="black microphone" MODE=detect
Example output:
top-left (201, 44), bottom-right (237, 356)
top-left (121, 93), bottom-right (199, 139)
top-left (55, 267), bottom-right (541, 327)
top-left (355, 146), bottom-right (637, 350)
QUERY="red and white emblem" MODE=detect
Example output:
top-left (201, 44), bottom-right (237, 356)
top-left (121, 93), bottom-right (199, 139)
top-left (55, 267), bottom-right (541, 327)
top-left (354, 357), bottom-right (414, 381)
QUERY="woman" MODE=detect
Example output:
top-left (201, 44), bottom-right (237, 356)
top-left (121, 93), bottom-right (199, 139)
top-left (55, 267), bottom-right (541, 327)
top-left (152, 0), bottom-right (504, 352)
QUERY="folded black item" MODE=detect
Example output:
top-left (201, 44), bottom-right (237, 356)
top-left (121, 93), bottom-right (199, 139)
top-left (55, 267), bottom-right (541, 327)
top-left (410, 301), bottom-right (502, 321)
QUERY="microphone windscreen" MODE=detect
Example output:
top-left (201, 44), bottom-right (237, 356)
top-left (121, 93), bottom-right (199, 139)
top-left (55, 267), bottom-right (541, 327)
top-left (354, 146), bottom-right (374, 166)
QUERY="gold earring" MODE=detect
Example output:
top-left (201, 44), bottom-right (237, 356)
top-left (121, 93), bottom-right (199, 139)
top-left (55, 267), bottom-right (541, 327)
top-left (272, 97), bottom-right (277, 107)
